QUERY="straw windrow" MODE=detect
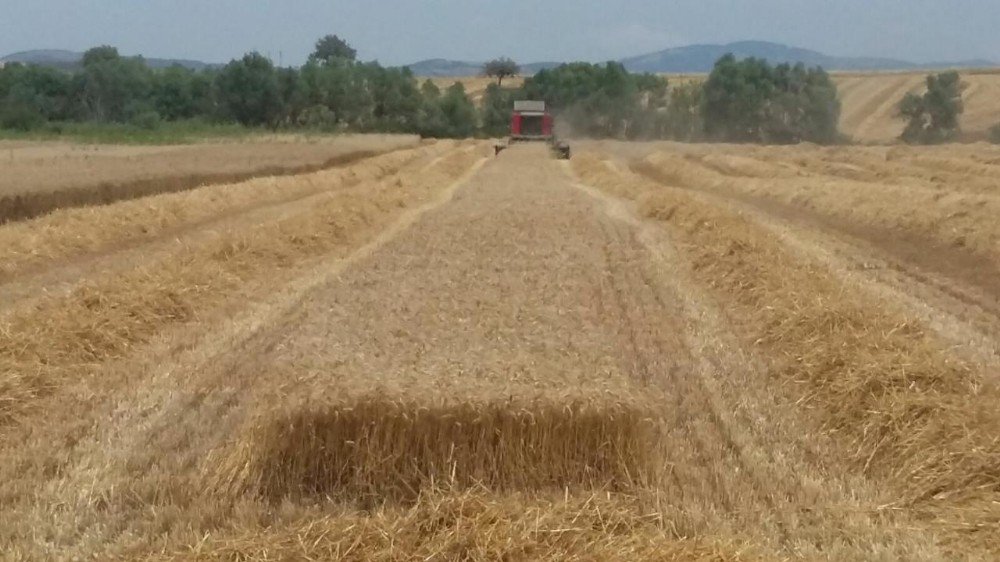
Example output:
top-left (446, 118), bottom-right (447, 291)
top-left (573, 151), bottom-right (1000, 552)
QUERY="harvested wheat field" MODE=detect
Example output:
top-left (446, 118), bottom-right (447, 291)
top-left (2, 137), bottom-right (1000, 560)
top-left (0, 134), bottom-right (420, 223)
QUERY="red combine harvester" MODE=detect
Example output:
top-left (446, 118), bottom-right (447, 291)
top-left (498, 100), bottom-right (570, 159)
top-left (510, 100), bottom-right (553, 141)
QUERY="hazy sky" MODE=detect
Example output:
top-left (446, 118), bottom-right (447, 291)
top-left (2, 1), bottom-right (998, 65)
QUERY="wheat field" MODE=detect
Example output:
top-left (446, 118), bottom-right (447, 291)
top-left (0, 134), bottom-right (420, 223)
top-left (0, 130), bottom-right (999, 560)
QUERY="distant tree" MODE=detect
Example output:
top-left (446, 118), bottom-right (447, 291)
top-left (79, 45), bottom-right (152, 122)
top-left (483, 57), bottom-right (520, 86)
top-left (416, 79), bottom-right (448, 137)
top-left (420, 79), bottom-right (441, 100)
top-left (215, 52), bottom-right (282, 126)
top-left (0, 77), bottom-right (47, 130)
top-left (899, 71), bottom-right (964, 144)
top-left (990, 123), bottom-right (1000, 144)
top-left (152, 66), bottom-right (198, 120)
top-left (81, 45), bottom-right (121, 67)
top-left (438, 82), bottom-right (477, 138)
top-left (0, 63), bottom-right (74, 128)
top-left (702, 54), bottom-right (839, 144)
top-left (665, 81), bottom-right (703, 141)
top-left (275, 67), bottom-right (304, 125)
top-left (480, 83), bottom-right (516, 136)
top-left (702, 55), bottom-right (774, 142)
top-left (522, 62), bottom-right (667, 138)
top-left (310, 35), bottom-right (357, 64)
top-left (368, 66), bottom-right (423, 132)
top-left (766, 63), bottom-right (840, 144)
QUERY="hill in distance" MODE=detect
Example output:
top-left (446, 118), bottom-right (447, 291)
top-left (0, 49), bottom-right (219, 71)
top-left (408, 40), bottom-right (998, 76)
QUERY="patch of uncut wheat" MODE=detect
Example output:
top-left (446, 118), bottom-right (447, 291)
top-left (0, 145), bottom-right (486, 431)
top-left (206, 392), bottom-right (666, 505)
top-left (0, 143), bottom-right (450, 281)
top-left (634, 146), bottom-right (1000, 261)
top-left (151, 491), bottom-right (762, 562)
top-left (574, 153), bottom-right (1000, 556)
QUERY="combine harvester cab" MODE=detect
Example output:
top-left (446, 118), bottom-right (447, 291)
top-left (503, 100), bottom-right (571, 159)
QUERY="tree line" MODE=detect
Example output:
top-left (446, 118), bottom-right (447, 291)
top-left (3, 33), bottom-right (991, 145)
top-left (0, 34), bottom-right (842, 144)
top-left (482, 54), bottom-right (842, 144)
top-left (0, 36), bottom-right (480, 138)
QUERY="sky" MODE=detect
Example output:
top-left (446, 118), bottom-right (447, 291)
top-left (2, 0), bottom-right (999, 66)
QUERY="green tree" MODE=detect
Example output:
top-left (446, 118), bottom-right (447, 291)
top-left (765, 63), bottom-right (840, 144)
top-left (480, 83), bottom-right (515, 136)
top-left (702, 55), bottom-right (840, 144)
top-left (521, 62), bottom-right (667, 138)
top-left (81, 45), bottom-right (121, 67)
top-left (416, 80), bottom-right (447, 137)
top-left (310, 35), bottom-right (357, 64)
top-left (79, 45), bottom-right (153, 122)
top-left (438, 83), bottom-right (477, 138)
top-left (152, 66), bottom-right (199, 120)
top-left (276, 67), bottom-right (303, 125)
top-left (367, 66), bottom-right (423, 132)
top-left (899, 71), bottom-right (964, 144)
top-left (0, 63), bottom-right (74, 128)
top-left (665, 81), bottom-right (703, 141)
top-left (215, 52), bottom-right (282, 126)
top-left (483, 57), bottom-right (520, 86)
top-left (702, 55), bottom-right (774, 142)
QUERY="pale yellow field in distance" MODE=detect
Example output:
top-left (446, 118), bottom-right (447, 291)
top-left (0, 134), bottom-right (420, 198)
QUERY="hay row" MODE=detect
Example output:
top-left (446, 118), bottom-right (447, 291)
top-left (631, 144), bottom-right (1000, 262)
top-left (0, 145), bottom-right (486, 431)
top-left (152, 491), bottom-right (759, 562)
top-left (0, 143), bottom-right (448, 281)
top-left (573, 152), bottom-right (1000, 553)
top-left (207, 395), bottom-right (666, 504)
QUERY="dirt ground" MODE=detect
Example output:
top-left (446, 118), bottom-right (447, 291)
top-left (1, 140), bottom-right (999, 560)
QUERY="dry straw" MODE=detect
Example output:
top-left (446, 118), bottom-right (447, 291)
top-left (207, 395), bottom-right (666, 504)
top-left (574, 152), bottom-right (1000, 552)
top-left (154, 492), bottom-right (757, 561)
top-left (0, 143), bottom-right (445, 280)
top-left (0, 146), bottom-right (484, 430)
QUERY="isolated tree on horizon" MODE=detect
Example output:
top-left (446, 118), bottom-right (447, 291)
top-left (483, 58), bottom-right (520, 86)
top-left (310, 35), bottom-right (357, 64)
